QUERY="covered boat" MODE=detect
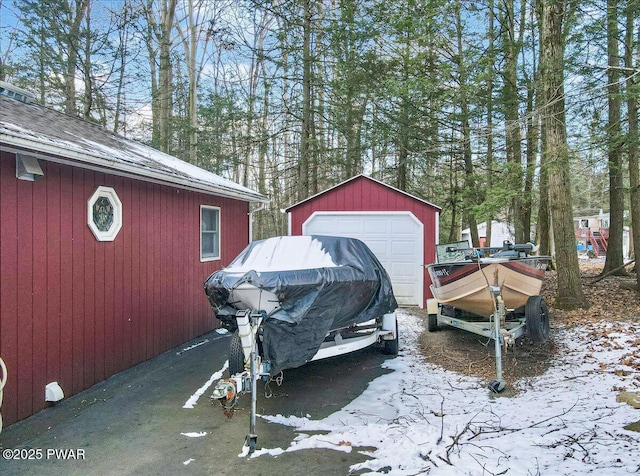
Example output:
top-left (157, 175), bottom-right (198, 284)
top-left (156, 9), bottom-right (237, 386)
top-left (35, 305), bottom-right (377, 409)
top-left (204, 235), bottom-right (398, 376)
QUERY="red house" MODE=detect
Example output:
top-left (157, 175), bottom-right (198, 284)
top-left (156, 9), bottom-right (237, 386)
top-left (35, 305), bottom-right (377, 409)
top-left (285, 175), bottom-right (441, 308)
top-left (0, 83), bottom-right (266, 426)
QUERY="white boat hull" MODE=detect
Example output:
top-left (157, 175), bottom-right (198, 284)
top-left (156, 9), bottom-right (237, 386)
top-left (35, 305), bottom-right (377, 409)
top-left (228, 282), bottom-right (281, 315)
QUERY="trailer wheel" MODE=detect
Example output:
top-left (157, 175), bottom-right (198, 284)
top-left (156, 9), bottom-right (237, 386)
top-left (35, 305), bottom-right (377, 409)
top-left (383, 318), bottom-right (399, 355)
top-left (525, 296), bottom-right (550, 343)
top-left (228, 331), bottom-right (245, 376)
top-left (427, 314), bottom-right (439, 332)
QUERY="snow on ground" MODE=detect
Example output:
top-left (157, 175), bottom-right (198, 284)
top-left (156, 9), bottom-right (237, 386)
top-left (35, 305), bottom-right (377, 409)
top-left (183, 361), bottom-right (228, 409)
top-left (254, 310), bottom-right (640, 475)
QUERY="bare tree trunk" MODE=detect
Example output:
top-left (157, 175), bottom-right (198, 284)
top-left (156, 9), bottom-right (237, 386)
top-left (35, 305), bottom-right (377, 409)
top-left (536, 0), bottom-right (552, 256)
top-left (243, 30), bottom-right (260, 187)
top-left (298, 0), bottom-right (313, 200)
top-left (501, 0), bottom-right (526, 243)
top-left (625, 1), bottom-right (640, 288)
top-left (455, 4), bottom-right (479, 246)
top-left (397, 92), bottom-right (410, 191)
top-left (158, 0), bottom-right (177, 154)
top-left (539, 0), bottom-right (588, 309)
top-left (486, 0), bottom-right (496, 247)
top-left (309, 0), bottom-right (325, 195)
top-left (64, 0), bottom-right (89, 115)
top-left (37, 19), bottom-right (47, 104)
top-left (144, 0), bottom-right (160, 146)
top-left (538, 138), bottom-right (552, 256)
top-left (256, 68), bottom-right (270, 240)
top-left (187, 0), bottom-right (198, 164)
top-left (523, 77), bottom-right (537, 242)
top-left (82, 0), bottom-right (93, 120)
top-left (603, 0), bottom-right (627, 275)
top-left (113, 0), bottom-right (132, 134)
top-left (521, 0), bottom-right (535, 243)
top-left (447, 127), bottom-right (460, 243)
top-left (537, 80), bottom-right (552, 257)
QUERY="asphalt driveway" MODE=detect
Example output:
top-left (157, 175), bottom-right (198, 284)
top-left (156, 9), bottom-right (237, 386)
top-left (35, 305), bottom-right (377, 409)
top-left (0, 329), bottom-right (393, 475)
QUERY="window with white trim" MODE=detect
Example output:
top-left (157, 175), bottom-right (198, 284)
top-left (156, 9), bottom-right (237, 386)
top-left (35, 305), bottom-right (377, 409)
top-left (201, 206), bottom-right (220, 261)
top-left (88, 186), bottom-right (122, 241)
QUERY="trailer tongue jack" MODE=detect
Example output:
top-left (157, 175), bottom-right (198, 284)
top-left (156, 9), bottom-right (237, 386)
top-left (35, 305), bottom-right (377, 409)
top-left (487, 286), bottom-right (507, 394)
top-left (211, 369), bottom-right (259, 454)
top-left (211, 311), bottom-right (265, 455)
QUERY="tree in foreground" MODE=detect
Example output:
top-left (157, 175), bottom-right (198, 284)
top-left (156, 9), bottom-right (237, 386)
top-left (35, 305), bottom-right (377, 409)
top-left (625, 0), bottom-right (640, 290)
top-left (602, 0), bottom-right (627, 276)
top-left (539, 0), bottom-right (589, 309)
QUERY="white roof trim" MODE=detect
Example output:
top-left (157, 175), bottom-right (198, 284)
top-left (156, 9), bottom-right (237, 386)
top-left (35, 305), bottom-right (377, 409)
top-left (0, 137), bottom-right (266, 203)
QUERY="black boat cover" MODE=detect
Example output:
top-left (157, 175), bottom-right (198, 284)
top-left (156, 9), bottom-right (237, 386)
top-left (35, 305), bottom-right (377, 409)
top-left (204, 235), bottom-right (398, 375)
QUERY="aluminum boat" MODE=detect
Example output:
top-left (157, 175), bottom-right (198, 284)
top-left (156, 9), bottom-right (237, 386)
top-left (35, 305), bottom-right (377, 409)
top-left (426, 241), bottom-right (550, 318)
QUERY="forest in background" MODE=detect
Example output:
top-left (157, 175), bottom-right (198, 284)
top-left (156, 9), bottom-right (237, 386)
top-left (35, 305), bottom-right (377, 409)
top-left (1, 0), bottom-right (639, 306)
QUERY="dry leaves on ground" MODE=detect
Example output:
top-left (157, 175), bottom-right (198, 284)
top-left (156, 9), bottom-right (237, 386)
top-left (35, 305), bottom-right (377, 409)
top-left (544, 259), bottom-right (640, 326)
top-left (417, 259), bottom-right (640, 386)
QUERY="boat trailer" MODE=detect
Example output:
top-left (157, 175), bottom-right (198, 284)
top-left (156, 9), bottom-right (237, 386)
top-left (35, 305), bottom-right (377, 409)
top-left (209, 309), bottom-right (398, 455)
top-left (427, 286), bottom-right (548, 394)
top-left (210, 310), bottom-right (264, 455)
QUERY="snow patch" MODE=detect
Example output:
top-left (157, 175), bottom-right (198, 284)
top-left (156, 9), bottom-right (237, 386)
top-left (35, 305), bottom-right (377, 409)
top-left (183, 361), bottom-right (228, 409)
top-left (180, 432), bottom-right (207, 438)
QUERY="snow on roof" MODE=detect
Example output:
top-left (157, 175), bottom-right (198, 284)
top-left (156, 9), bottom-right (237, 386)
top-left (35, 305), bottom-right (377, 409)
top-left (0, 94), bottom-right (267, 203)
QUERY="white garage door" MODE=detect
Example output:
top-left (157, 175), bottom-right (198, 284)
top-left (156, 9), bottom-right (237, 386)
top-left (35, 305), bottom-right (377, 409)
top-left (302, 212), bottom-right (423, 307)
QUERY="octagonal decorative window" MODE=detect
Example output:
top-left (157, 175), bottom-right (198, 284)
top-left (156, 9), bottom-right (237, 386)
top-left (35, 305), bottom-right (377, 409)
top-left (88, 186), bottom-right (122, 241)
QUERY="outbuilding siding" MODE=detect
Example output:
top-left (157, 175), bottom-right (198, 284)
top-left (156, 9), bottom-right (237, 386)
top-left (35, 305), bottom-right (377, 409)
top-left (287, 175), bottom-right (440, 305)
top-left (0, 151), bottom-right (248, 425)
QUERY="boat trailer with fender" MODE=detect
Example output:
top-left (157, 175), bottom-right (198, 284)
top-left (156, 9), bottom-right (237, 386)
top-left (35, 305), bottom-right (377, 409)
top-left (428, 287), bottom-right (549, 393)
top-left (425, 241), bottom-right (551, 394)
top-left (209, 310), bottom-right (399, 455)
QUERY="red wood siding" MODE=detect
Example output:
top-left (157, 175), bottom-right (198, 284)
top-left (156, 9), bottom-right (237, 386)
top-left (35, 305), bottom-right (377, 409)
top-left (288, 176), bottom-right (439, 303)
top-left (0, 151), bottom-right (249, 426)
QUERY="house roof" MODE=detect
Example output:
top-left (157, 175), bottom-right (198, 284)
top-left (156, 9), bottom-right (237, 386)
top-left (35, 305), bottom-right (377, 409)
top-left (461, 220), bottom-right (512, 235)
top-left (0, 93), bottom-right (267, 203)
top-left (284, 174), bottom-right (441, 212)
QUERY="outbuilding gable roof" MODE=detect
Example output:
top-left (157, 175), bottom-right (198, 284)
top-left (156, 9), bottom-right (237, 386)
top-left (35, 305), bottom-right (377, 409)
top-left (284, 174), bottom-right (441, 212)
top-left (0, 93), bottom-right (267, 203)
